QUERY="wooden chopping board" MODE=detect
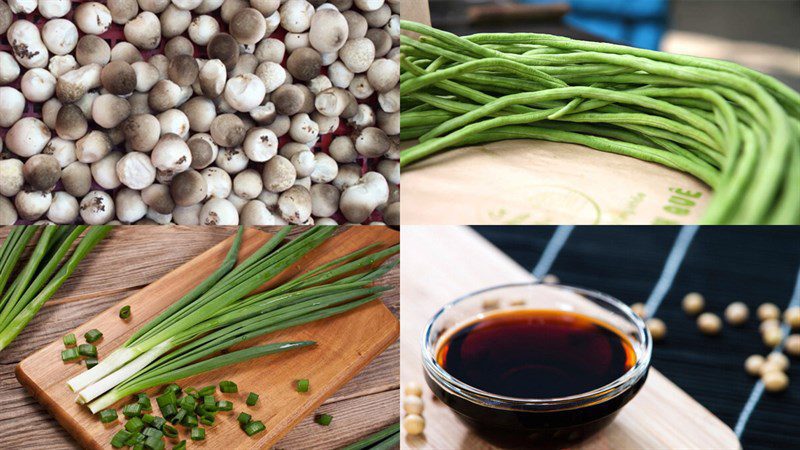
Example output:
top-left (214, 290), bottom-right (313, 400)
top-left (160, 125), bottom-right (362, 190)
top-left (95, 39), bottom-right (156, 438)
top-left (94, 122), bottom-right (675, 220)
top-left (400, 0), bottom-right (712, 225)
top-left (400, 226), bottom-right (740, 449)
top-left (16, 227), bottom-right (400, 450)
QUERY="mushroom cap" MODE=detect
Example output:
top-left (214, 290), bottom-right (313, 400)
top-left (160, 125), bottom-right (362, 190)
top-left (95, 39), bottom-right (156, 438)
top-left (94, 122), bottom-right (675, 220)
top-left (23, 154), bottom-right (62, 191)
top-left (286, 47), bottom-right (322, 82)
top-left (230, 8), bottom-right (267, 45)
top-left (207, 33), bottom-right (240, 70)
top-left (170, 169), bottom-right (208, 206)
top-left (168, 54), bottom-right (200, 86)
top-left (101, 60), bottom-right (138, 95)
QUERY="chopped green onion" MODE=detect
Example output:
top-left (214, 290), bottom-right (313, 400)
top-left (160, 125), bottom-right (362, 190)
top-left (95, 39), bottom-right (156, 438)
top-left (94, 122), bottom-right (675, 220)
top-left (133, 443), bottom-right (144, 450)
top-left (85, 357), bottom-right (99, 369)
top-left (198, 385), bottom-right (216, 396)
top-left (219, 380), bottom-right (238, 393)
top-left (237, 412), bottom-right (251, 426)
top-left (61, 348), bottom-right (80, 362)
top-left (143, 434), bottom-right (164, 450)
top-left (160, 404), bottom-right (177, 419)
top-left (151, 416), bottom-right (166, 430)
top-left (162, 384), bottom-right (181, 396)
top-left (179, 395), bottom-right (196, 412)
top-left (181, 414), bottom-right (198, 428)
top-left (296, 379), bottom-right (309, 393)
top-left (111, 429), bottom-right (132, 448)
top-left (123, 403), bottom-right (143, 418)
top-left (63, 333), bottom-right (76, 347)
top-left (126, 417), bottom-right (145, 433)
top-left (162, 424), bottom-right (178, 438)
top-left (78, 343), bottom-right (97, 358)
top-left (216, 400), bottom-right (233, 411)
top-left (84, 329), bottom-right (103, 343)
top-left (244, 420), bottom-right (266, 436)
top-left (203, 395), bottom-right (217, 412)
top-left (184, 387), bottom-right (198, 398)
top-left (246, 392), bottom-right (259, 405)
top-left (170, 409), bottom-right (186, 425)
top-left (142, 414), bottom-right (155, 425)
top-left (137, 393), bottom-right (152, 411)
top-left (173, 440), bottom-right (186, 450)
top-left (119, 305), bottom-right (131, 320)
top-left (142, 427), bottom-right (163, 439)
top-left (199, 415), bottom-right (215, 426)
top-left (99, 409), bottom-right (118, 423)
top-left (124, 431), bottom-right (142, 446)
top-left (315, 414), bottom-right (333, 426)
top-left (190, 427), bottom-right (205, 440)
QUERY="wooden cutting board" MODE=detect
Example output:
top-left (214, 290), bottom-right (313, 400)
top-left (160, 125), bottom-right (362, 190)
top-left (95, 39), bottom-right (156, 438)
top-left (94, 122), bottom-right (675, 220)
top-left (16, 227), bottom-right (399, 450)
top-left (400, 226), bottom-right (740, 449)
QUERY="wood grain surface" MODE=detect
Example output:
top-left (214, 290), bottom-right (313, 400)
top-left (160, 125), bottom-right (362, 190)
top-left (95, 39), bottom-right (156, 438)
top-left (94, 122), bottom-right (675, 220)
top-left (400, 226), bottom-right (740, 449)
top-left (0, 226), bottom-right (399, 450)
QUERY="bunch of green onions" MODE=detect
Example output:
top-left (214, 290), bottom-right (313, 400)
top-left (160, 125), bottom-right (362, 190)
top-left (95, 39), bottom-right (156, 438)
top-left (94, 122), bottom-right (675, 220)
top-left (0, 226), bottom-right (110, 352)
top-left (400, 20), bottom-right (800, 224)
top-left (67, 226), bottom-right (399, 414)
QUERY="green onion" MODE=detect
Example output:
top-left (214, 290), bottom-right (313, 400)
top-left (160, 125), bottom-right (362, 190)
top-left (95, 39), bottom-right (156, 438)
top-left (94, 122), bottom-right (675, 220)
top-left (219, 380), bottom-right (238, 393)
top-left (111, 429), bottom-right (132, 448)
top-left (244, 421), bottom-right (265, 436)
top-left (198, 385), bottom-right (215, 396)
top-left (216, 400), bottom-right (233, 411)
top-left (181, 413), bottom-right (198, 428)
top-left (296, 379), bottom-right (309, 393)
top-left (151, 416), bottom-right (166, 430)
top-left (137, 393), bottom-right (152, 411)
top-left (160, 404), bottom-right (177, 419)
top-left (142, 427), bottom-right (163, 439)
top-left (0, 226), bottom-right (110, 352)
top-left (98, 409), bottom-right (118, 423)
top-left (84, 329), bottom-right (103, 343)
top-left (163, 384), bottom-right (181, 396)
top-left (183, 387), bottom-right (198, 398)
top-left (67, 227), bottom-right (398, 415)
top-left (142, 414), bottom-right (155, 425)
top-left (143, 434), bottom-right (164, 450)
top-left (78, 343), bottom-right (97, 358)
top-left (179, 395), bottom-right (196, 412)
top-left (199, 415), bottom-right (214, 426)
top-left (126, 417), bottom-right (145, 432)
top-left (63, 333), bottom-right (76, 347)
top-left (62, 348), bottom-right (80, 362)
top-left (123, 403), bottom-right (143, 418)
top-left (133, 443), bottom-right (144, 450)
top-left (237, 412), bottom-right (251, 426)
top-left (173, 440), bottom-right (186, 450)
top-left (124, 431), bottom-right (142, 446)
top-left (85, 357), bottom-right (99, 369)
top-left (246, 392), bottom-right (259, 405)
top-left (119, 305), bottom-right (131, 320)
top-left (190, 427), bottom-right (205, 440)
top-left (162, 424), bottom-right (178, 438)
top-left (170, 409), bottom-right (186, 425)
top-left (156, 391), bottom-right (176, 410)
top-left (340, 423), bottom-right (401, 450)
top-left (202, 395), bottom-right (217, 412)
top-left (315, 414), bottom-right (333, 426)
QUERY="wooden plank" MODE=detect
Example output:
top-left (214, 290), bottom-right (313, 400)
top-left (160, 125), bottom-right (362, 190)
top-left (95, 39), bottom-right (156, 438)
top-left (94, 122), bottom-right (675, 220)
top-left (400, 226), bottom-right (740, 449)
top-left (14, 226), bottom-right (399, 450)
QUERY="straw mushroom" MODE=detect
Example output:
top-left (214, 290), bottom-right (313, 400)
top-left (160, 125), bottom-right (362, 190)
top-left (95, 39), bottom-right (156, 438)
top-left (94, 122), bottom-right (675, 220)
top-left (310, 183), bottom-right (339, 218)
top-left (168, 54), bottom-right (200, 87)
top-left (172, 204), bottom-right (201, 225)
top-left (117, 151), bottom-right (157, 189)
top-left (101, 61), bottom-right (137, 96)
top-left (286, 47), bottom-right (322, 82)
top-left (309, 8), bottom-right (348, 53)
top-left (232, 169), bottom-right (263, 200)
top-left (125, 11), bottom-right (162, 50)
top-left (111, 41), bottom-right (145, 64)
top-left (75, 2), bottom-right (113, 35)
top-left (210, 114), bottom-right (247, 147)
top-left (122, 114), bottom-right (161, 152)
top-left (7, 20), bottom-right (49, 69)
top-left (0, 197), bottom-right (16, 226)
top-left (224, 73), bottom-right (266, 112)
top-left (243, 128), bottom-right (278, 162)
top-left (171, 169), bottom-right (208, 206)
top-left (355, 127), bottom-right (391, 157)
top-left (339, 38), bottom-right (375, 73)
top-left (0, 159), bottom-right (25, 197)
top-left (188, 133), bottom-right (219, 169)
top-left (188, 15), bottom-right (220, 46)
top-left (262, 155), bottom-right (296, 193)
top-left (340, 171), bottom-right (389, 223)
top-left (56, 64), bottom-right (102, 103)
top-left (141, 183), bottom-right (174, 214)
top-left (202, 167), bottom-right (232, 199)
top-left (108, 0), bottom-right (139, 24)
top-left (280, 0), bottom-right (314, 33)
top-left (92, 94), bottom-right (132, 128)
top-left (23, 154), bottom-right (61, 191)
top-left (240, 200), bottom-right (276, 226)
top-left (5, 118), bottom-right (52, 157)
top-left (207, 33), bottom-right (240, 71)
top-left (0, 87), bottom-right (25, 127)
top-left (230, 8), bottom-right (267, 45)
top-left (76, 131), bottom-right (113, 163)
top-left (41, 19), bottom-right (79, 56)
top-left (277, 185), bottom-right (311, 224)
top-left (115, 188), bottom-right (148, 223)
top-left (80, 190), bottom-right (115, 224)
top-left (200, 198), bottom-right (239, 225)
top-left (38, 0), bottom-right (71, 19)
top-left (0, 51), bottom-right (20, 84)
top-left (151, 133), bottom-right (192, 174)
top-left (15, 190), bottom-right (53, 220)
top-left (46, 191), bottom-right (80, 224)
top-left (62, 162), bottom-right (92, 197)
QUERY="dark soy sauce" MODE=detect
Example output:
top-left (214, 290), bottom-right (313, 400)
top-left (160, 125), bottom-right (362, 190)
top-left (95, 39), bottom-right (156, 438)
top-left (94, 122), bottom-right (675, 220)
top-left (428, 310), bottom-right (643, 448)
top-left (437, 309), bottom-right (636, 399)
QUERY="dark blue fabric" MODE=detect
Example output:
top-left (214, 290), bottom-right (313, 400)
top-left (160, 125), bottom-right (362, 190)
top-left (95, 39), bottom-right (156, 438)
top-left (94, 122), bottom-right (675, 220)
top-left (521, 0), bottom-right (669, 49)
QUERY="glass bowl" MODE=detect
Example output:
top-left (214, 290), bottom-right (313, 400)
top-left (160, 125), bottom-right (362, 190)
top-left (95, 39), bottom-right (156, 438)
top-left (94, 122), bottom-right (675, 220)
top-left (421, 282), bottom-right (652, 447)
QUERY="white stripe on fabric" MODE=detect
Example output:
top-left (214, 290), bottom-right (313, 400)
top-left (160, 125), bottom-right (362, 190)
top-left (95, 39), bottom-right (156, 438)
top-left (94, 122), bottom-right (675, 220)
top-left (644, 226), bottom-right (699, 318)
top-left (531, 226), bottom-right (574, 279)
top-left (734, 263), bottom-right (800, 438)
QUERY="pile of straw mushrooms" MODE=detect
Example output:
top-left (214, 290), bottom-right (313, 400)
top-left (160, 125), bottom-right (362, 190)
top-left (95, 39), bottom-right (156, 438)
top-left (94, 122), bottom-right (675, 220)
top-left (0, 0), bottom-right (400, 226)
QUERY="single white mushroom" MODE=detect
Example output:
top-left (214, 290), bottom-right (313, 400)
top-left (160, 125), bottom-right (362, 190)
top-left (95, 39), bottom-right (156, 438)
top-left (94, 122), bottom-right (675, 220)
top-left (38, 0), bottom-right (71, 18)
top-left (262, 155), bottom-right (297, 193)
top-left (0, 159), bottom-right (25, 197)
top-left (160, 4), bottom-right (192, 38)
top-left (233, 169), bottom-right (263, 200)
top-left (188, 133), bottom-right (219, 169)
top-left (7, 20), bottom-right (49, 69)
top-left (224, 73), bottom-right (266, 112)
top-left (47, 191), bottom-right (80, 224)
top-left (92, 94), bottom-right (132, 128)
top-left (117, 151), bottom-right (157, 189)
top-left (215, 147), bottom-right (250, 174)
top-left (5, 118), bottom-right (52, 157)
top-left (48, 55), bottom-right (79, 77)
top-left (115, 188), bottom-right (148, 223)
top-left (200, 198), bottom-right (239, 225)
top-left (280, 0), bottom-right (314, 33)
top-left (199, 59), bottom-right (227, 98)
top-left (42, 137), bottom-right (77, 168)
top-left (124, 11), bottom-right (162, 50)
top-left (80, 191), bottom-right (115, 224)
top-left (16, 189), bottom-right (53, 221)
top-left (202, 167), bottom-right (233, 198)
top-left (0, 87), bottom-right (26, 127)
top-left (310, 183), bottom-right (340, 218)
top-left (41, 19), bottom-right (79, 55)
top-left (188, 15), bottom-right (220, 46)
top-left (75, 131), bottom-right (113, 163)
top-left (0, 197), bottom-right (17, 226)
top-left (56, 63), bottom-right (102, 103)
top-left (23, 154), bottom-right (61, 191)
top-left (172, 203), bottom-right (201, 225)
top-left (254, 38), bottom-right (285, 64)
top-left (277, 185), bottom-right (312, 224)
top-left (151, 133), bottom-right (192, 174)
top-left (240, 200), bottom-right (276, 226)
top-left (339, 38), bottom-right (375, 73)
top-left (75, 2), bottom-right (113, 35)
top-left (0, 51), bottom-right (21, 84)
top-left (339, 171), bottom-right (389, 223)
top-left (61, 162), bottom-right (92, 197)
top-left (158, 108), bottom-right (191, 139)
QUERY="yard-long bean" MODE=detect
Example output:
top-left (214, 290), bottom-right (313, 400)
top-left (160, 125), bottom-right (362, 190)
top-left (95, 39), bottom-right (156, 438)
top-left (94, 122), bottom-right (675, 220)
top-left (400, 20), bottom-right (800, 224)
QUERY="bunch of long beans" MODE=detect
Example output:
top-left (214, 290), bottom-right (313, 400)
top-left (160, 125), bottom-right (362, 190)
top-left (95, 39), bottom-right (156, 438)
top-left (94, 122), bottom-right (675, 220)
top-left (0, 225), bottom-right (110, 352)
top-left (400, 20), bottom-right (800, 224)
top-left (68, 226), bottom-right (399, 413)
